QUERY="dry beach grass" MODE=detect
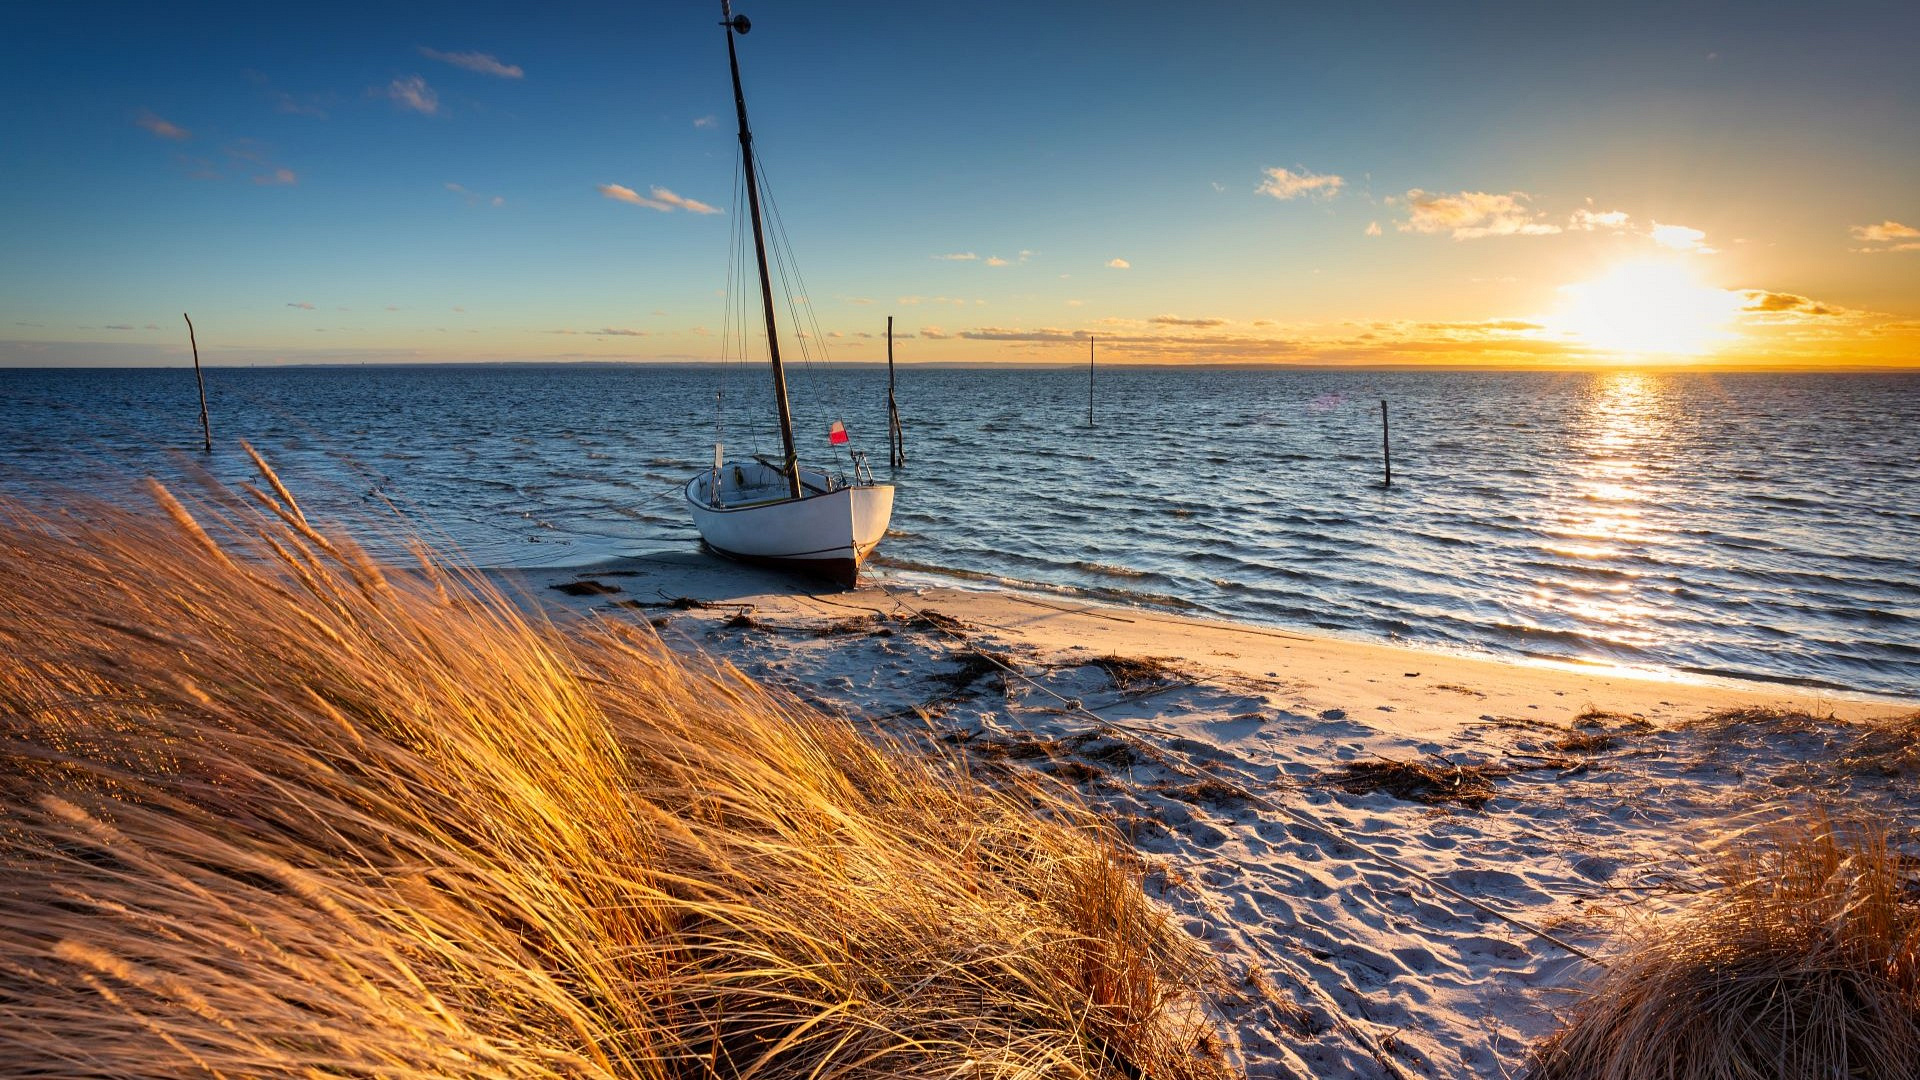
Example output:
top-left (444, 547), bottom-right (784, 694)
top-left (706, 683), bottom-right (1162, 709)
top-left (1528, 815), bottom-right (1920, 1080)
top-left (0, 459), bottom-right (1225, 1080)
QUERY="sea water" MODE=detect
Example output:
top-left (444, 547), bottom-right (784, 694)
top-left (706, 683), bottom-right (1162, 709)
top-left (4, 363), bottom-right (1916, 697)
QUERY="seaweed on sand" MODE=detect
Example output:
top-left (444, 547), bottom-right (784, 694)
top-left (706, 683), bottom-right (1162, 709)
top-left (1090, 655), bottom-right (1188, 692)
top-left (1324, 758), bottom-right (1510, 808)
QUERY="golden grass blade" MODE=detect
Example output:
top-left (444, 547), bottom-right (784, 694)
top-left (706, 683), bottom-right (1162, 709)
top-left (1, 467), bottom-right (1226, 1080)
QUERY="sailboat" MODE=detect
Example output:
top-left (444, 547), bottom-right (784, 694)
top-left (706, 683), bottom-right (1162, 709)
top-left (684, 1), bottom-right (894, 588)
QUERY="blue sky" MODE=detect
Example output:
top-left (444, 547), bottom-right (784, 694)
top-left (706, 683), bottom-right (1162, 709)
top-left (2, 0), bottom-right (1916, 366)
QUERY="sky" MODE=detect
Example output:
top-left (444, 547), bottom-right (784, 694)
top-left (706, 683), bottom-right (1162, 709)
top-left (2, 0), bottom-right (1916, 368)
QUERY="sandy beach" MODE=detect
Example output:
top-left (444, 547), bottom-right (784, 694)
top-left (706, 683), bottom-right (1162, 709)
top-left (517, 553), bottom-right (1918, 1078)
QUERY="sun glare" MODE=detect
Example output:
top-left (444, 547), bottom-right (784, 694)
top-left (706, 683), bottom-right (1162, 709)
top-left (1549, 260), bottom-right (1745, 358)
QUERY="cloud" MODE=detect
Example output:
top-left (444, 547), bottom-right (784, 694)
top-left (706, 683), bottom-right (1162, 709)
top-left (136, 109), bottom-right (190, 140)
top-left (649, 187), bottom-right (720, 214)
top-left (386, 75), bottom-right (439, 114)
top-left (840, 296), bottom-right (874, 305)
top-left (932, 252), bottom-right (978, 261)
top-left (446, 181), bottom-right (506, 207)
top-left (1106, 258), bottom-right (1131, 269)
top-left (103, 324), bottom-right (135, 330)
top-left (1364, 221), bottom-right (1382, 237)
top-left (1399, 189), bottom-right (1561, 239)
top-left (1851, 220), bottom-right (1919, 243)
top-left (599, 184), bottom-right (719, 213)
top-left (586, 327), bottom-right (647, 336)
top-left (1742, 290), bottom-right (1841, 316)
top-left (919, 326), bottom-right (949, 339)
top-left (1851, 220), bottom-right (1920, 252)
top-left (694, 115), bottom-right (717, 128)
top-left (1150, 315), bottom-right (1227, 327)
top-left (1569, 207), bottom-right (1631, 231)
top-left (960, 327), bottom-right (1085, 342)
top-left (1649, 221), bottom-right (1713, 252)
top-left (253, 167), bottom-right (297, 186)
top-left (244, 71), bottom-right (331, 118)
top-left (419, 48), bottom-right (523, 79)
top-left (287, 302), bottom-right (316, 310)
top-left (896, 296), bottom-right (970, 307)
top-left (1257, 167), bottom-right (1344, 201)
top-left (985, 256), bottom-right (1008, 267)
top-left (599, 183), bottom-right (660, 208)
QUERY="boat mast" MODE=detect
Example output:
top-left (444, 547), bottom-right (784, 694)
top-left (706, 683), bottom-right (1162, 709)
top-left (722, 1), bottom-right (801, 499)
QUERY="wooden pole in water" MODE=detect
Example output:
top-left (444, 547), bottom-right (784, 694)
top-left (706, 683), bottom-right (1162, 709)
top-left (185, 313), bottom-right (210, 453)
top-left (1380, 399), bottom-right (1391, 488)
top-left (1086, 333), bottom-right (1095, 428)
top-left (886, 315), bottom-right (904, 467)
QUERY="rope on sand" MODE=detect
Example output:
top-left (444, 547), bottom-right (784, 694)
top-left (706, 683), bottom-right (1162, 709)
top-left (866, 580), bottom-right (1610, 971)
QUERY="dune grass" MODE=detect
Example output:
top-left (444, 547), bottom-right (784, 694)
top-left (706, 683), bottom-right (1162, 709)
top-left (1527, 815), bottom-right (1920, 1079)
top-left (0, 459), bottom-right (1225, 1080)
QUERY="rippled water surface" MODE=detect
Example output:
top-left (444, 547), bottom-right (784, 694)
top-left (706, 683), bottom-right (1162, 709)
top-left (4, 364), bottom-right (1916, 696)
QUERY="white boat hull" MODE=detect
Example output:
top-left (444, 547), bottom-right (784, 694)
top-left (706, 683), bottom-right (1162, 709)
top-left (685, 460), bottom-right (893, 587)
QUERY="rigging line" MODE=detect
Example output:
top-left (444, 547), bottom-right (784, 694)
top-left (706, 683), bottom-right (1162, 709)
top-left (718, 147), bottom-right (745, 452)
top-left (867, 578), bottom-right (1610, 970)
top-left (751, 150), bottom-right (849, 424)
top-left (763, 161), bottom-right (842, 393)
top-left (730, 155), bottom-right (775, 457)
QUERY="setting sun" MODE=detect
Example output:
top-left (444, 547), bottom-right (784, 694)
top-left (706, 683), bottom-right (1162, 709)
top-left (1547, 260), bottom-right (1747, 358)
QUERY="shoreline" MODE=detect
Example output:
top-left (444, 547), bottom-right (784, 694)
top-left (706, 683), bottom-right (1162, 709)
top-left (511, 549), bottom-right (1918, 729)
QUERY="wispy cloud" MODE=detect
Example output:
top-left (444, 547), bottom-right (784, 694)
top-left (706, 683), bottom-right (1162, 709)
top-left (287, 302), bottom-right (316, 310)
top-left (446, 181), bottom-right (504, 207)
top-left (840, 296), bottom-right (874, 305)
top-left (1569, 207), bottom-right (1631, 231)
top-left (650, 187), bottom-right (719, 214)
top-left (419, 48), bottom-right (523, 79)
top-left (1150, 315), bottom-right (1227, 327)
top-left (252, 166), bottom-right (297, 186)
top-left (546, 327), bottom-right (649, 336)
top-left (1106, 258), bottom-right (1131, 269)
top-left (244, 71), bottom-right (331, 118)
top-left (1257, 166), bottom-right (1344, 201)
top-left (1364, 221), bottom-right (1382, 237)
top-left (136, 109), bottom-right (190, 140)
top-left (598, 184), bottom-right (719, 213)
top-left (932, 252), bottom-right (978, 261)
top-left (386, 75), bottom-right (439, 115)
top-left (693, 115), bottom-right (717, 128)
top-left (959, 327), bottom-right (1085, 342)
top-left (985, 256), bottom-right (1009, 267)
top-left (897, 296), bottom-right (970, 307)
top-left (1851, 220), bottom-right (1920, 253)
top-left (1399, 189), bottom-right (1560, 239)
top-left (1650, 221), bottom-right (1713, 252)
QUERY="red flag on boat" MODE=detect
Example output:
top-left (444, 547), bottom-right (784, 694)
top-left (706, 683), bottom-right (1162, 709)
top-left (828, 420), bottom-right (849, 445)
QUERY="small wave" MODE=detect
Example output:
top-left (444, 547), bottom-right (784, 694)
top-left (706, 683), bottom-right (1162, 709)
top-left (1068, 560), bottom-right (1149, 579)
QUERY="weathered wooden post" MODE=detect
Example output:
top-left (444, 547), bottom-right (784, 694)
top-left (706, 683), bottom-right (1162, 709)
top-left (1086, 333), bottom-right (1095, 428)
top-left (886, 315), bottom-right (904, 467)
top-left (1380, 399), bottom-right (1391, 488)
top-left (185, 313), bottom-right (210, 453)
